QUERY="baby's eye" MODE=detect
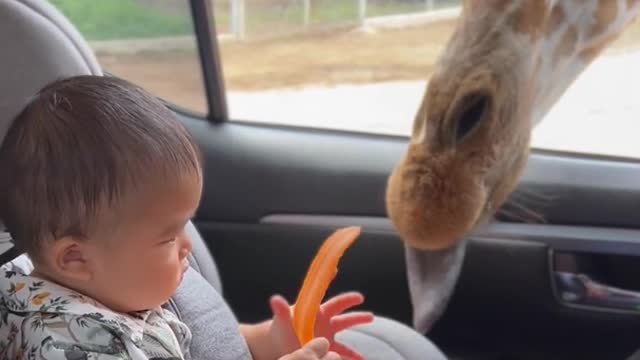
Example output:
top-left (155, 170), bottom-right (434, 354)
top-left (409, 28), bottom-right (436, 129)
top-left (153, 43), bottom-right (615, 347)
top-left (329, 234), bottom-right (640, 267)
top-left (162, 237), bottom-right (177, 245)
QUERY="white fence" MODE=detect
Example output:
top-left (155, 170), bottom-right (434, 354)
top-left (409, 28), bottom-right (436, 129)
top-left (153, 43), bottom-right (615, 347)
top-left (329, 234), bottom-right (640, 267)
top-left (219, 0), bottom-right (460, 39)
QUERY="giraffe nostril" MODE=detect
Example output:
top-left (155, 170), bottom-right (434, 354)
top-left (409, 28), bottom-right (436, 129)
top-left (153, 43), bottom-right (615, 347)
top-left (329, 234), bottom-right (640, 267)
top-left (452, 92), bottom-right (491, 143)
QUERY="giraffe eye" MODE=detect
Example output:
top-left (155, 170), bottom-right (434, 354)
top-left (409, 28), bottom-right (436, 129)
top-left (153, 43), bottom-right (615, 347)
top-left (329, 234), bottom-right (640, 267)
top-left (453, 92), bottom-right (491, 143)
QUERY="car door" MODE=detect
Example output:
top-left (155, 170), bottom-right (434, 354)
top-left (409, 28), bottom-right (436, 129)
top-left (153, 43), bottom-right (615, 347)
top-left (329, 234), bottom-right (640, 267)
top-left (54, 0), bottom-right (640, 359)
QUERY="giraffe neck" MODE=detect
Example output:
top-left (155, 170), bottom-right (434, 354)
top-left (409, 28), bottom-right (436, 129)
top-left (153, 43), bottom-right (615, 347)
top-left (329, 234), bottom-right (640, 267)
top-left (531, 0), bottom-right (640, 126)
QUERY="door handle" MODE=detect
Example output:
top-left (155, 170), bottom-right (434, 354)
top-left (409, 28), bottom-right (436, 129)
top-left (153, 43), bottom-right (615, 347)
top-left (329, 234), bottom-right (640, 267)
top-left (554, 271), bottom-right (640, 313)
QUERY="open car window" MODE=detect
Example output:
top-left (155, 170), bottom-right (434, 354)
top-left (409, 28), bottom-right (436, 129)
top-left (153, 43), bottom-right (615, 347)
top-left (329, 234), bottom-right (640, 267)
top-left (211, 0), bottom-right (640, 159)
top-left (50, 0), bottom-right (208, 115)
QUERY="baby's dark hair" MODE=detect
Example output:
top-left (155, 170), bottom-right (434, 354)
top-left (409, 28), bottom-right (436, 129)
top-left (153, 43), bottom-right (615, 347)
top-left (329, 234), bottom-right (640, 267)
top-left (0, 75), bottom-right (202, 261)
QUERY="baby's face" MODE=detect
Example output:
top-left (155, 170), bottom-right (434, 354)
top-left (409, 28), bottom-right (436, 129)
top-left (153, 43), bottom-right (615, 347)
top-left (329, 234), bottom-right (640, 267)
top-left (85, 174), bottom-right (202, 313)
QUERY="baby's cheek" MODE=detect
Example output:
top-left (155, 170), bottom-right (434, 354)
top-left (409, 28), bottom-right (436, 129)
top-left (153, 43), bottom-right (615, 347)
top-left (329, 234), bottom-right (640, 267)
top-left (154, 251), bottom-right (183, 284)
top-left (135, 260), bottom-right (175, 304)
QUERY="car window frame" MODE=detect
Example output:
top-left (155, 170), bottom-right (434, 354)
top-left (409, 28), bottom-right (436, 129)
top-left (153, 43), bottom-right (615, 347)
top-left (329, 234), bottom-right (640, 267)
top-left (189, 0), bottom-right (228, 123)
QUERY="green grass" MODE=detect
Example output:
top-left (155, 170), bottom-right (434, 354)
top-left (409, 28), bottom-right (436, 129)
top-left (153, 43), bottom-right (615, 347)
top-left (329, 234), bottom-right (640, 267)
top-left (231, 1), bottom-right (444, 36)
top-left (51, 0), bottom-right (460, 40)
top-left (50, 0), bottom-right (192, 40)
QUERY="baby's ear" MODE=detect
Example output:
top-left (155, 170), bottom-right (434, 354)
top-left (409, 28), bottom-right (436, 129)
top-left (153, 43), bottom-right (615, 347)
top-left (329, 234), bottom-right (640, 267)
top-left (50, 237), bottom-right (92, 282)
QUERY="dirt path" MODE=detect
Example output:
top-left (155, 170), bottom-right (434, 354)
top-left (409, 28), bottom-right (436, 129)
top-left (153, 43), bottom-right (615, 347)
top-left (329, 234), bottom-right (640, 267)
top-left (97, 19), bottom-right (640, 113)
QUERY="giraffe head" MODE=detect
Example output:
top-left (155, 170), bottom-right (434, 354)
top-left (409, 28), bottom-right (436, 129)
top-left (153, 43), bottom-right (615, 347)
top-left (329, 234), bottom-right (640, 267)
top-left (386, 0), bottom-right (640, 250)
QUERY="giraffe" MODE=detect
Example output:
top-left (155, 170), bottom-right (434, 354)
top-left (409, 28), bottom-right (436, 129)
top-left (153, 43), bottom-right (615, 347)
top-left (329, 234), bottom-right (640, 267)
top-left (387, 0), bottom-right (640, 250)
top-left (386, 0), bottom-right (640, 332)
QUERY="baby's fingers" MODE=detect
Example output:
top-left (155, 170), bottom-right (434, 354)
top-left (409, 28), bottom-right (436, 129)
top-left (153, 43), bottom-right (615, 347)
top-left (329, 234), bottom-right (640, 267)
top-left (270, 295), bottom-right (293, 323)
top-left (304, 337), bottom-right (330, 356)
top-left (331, 341), bottom-right (364, 360)
top-left (280, 338), bottom-right (342, 360)
top-left (330, 312), bottom-right (374, 332)
top-left (321, 292), bottom-right (364, 316)
top-left (321, 352), bottom-right (342, 360)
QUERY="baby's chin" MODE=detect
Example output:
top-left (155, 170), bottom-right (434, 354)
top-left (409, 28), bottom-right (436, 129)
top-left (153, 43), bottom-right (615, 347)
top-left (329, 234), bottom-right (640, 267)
top-left (102, 260), bottom-right (191, 313)
top-left (127, 290), bottom-right (179, 313)
top-left (123, 274), bottom-right (188, 313)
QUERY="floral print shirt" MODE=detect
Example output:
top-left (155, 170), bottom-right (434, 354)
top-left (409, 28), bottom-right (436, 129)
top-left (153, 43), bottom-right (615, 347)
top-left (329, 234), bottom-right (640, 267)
top-left (0, 256), bottom-right (192, 359)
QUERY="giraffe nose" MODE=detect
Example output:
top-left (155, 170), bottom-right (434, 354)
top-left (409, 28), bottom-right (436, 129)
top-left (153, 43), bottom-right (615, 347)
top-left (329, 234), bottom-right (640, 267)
top-left (452, 92), bottom-right (491, 143)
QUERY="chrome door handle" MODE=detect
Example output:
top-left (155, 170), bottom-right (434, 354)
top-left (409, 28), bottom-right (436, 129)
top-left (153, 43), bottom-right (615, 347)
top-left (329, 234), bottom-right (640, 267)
top-left (554, 271), bottom-right (640, 312)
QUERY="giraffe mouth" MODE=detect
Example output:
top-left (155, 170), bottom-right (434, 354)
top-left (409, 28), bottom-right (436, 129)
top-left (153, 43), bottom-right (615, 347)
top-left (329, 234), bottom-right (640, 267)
top-left (474, 183), bottom-right (497, 227)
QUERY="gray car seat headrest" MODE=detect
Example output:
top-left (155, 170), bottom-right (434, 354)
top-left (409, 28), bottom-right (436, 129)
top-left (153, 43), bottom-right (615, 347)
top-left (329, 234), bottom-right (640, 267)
top-left (0, 0), bottom-right (103, 263)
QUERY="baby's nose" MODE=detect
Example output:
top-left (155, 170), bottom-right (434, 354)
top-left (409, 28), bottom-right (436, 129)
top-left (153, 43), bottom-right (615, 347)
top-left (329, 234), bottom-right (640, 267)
top-left (179, 234), bottom-right (193, 257)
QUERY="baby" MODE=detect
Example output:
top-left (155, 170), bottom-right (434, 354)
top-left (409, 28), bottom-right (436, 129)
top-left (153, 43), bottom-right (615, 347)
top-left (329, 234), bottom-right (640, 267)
top-left (0, 76), bottom-right (372, 359)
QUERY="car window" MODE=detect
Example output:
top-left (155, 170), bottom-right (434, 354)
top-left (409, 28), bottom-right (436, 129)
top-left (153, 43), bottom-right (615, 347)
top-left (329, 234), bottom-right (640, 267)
top-left (214, 1), bottom-right (640, 159)
top-left (50, 0), bottom-right (207, 114)
top-left (532, 25), bottom-right (640, 159)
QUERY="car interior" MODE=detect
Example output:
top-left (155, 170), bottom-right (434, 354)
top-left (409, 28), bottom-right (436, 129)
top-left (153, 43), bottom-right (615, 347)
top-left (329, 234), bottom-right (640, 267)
top-left (0, 1), bottom-right (447, 359)
top-left (1, 0), bottom-right (640, 359)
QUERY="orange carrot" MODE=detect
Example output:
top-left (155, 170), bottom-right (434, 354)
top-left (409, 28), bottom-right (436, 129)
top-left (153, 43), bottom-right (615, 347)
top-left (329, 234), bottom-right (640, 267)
top-left (292, 226), bottom-right (361, 345)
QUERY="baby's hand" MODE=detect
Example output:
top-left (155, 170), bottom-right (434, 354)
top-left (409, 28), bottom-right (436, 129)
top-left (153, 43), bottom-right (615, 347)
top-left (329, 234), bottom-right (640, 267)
top-left (270, 292), bottom-right (373, 360)
top-left (278, 338), bottom-right (341, 360)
